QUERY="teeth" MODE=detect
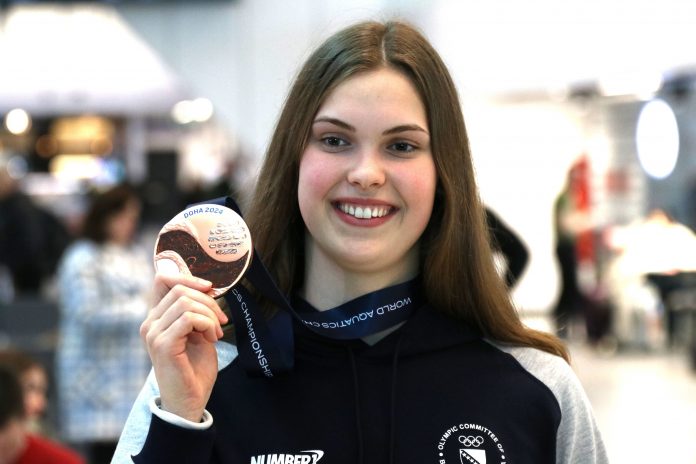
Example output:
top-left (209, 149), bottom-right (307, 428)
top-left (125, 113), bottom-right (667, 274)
top-left (339, 203), bottom-right (389, 219)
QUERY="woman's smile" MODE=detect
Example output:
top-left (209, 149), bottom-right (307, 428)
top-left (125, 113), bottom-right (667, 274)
top-left (333, 199), bottom-right (396, 225)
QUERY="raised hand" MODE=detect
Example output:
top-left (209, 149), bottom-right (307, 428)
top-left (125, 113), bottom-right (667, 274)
top-left (140, 273), bottom-right (228, 422)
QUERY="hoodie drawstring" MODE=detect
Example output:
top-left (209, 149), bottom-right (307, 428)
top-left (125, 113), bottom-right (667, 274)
top-left (347, 331), bottom-right (406, 464)
top-left (347, 347), bottom-right (365, 464)
top-left (388, 332), bottom-right (405, 464)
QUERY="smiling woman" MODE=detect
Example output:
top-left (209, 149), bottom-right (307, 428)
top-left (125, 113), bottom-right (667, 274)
top-left (298, 67), bottom-right (436, 286)
top-left (114, 20), bottom-right (608, 464)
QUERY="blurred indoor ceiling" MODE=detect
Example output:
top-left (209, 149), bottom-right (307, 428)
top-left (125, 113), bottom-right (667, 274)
top-left (426, 0), bottom-right (696, 101)
top-left (2, 1), bottom-right (696, 115)
top-left (0, 3), bottom-right (187, 116)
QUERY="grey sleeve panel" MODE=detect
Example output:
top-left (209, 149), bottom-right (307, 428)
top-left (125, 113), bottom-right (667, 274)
top-left (111, 342), bottom-right (239, 464)
top-left (489, 342), bottom-right (610, 464)
top-left (111, 368), bottom-right (159, 464)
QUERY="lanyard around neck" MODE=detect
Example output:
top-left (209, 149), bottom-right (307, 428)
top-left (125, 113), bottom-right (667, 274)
top-left (205, 196), bottom-right (424, 377)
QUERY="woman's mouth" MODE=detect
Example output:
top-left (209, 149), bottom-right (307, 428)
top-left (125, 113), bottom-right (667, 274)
top-left (334, 202), bottom-right (393, 219)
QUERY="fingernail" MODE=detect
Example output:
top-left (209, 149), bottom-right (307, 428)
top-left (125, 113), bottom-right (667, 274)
top-left (197, 277), bottom-right (212, 286)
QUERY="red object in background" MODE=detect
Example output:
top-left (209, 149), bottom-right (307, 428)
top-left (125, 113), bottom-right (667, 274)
top-left (16, 434), bottom-right (85, 464)
top-left (569, 154), bottom-right (594, 264)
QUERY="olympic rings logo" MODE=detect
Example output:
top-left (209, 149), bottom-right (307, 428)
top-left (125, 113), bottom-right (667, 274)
top-left (458, 435), bottom-right (484, 447)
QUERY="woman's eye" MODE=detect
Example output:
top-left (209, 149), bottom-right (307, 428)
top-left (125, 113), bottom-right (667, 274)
top-left (388, 141), bottom-right (416, 153)
top-left (322, 136), bottom-right (349, 148)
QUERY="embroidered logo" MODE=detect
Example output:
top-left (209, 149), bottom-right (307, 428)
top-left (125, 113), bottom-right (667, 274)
top-left (250, 450), bottom-right (324, 464)
top-left (437, 423), bottom-right (507, 464)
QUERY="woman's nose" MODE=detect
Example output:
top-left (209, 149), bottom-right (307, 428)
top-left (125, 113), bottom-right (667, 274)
top-left (346, 149), bottom-right (386, 189)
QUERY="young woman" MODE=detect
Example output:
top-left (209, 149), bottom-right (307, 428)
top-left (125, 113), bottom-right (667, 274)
top-left (56, 184), bottom-right (152, 464)
top-left (114, 20), bottom-right (608, 464)
top-left (0, 366), bottom-right (85, 464)
top-left (0, 350), bottom-right (49, 435)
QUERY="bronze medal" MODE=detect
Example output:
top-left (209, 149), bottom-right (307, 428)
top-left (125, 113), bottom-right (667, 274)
top-left (154, 204), bottom-right (252, 297)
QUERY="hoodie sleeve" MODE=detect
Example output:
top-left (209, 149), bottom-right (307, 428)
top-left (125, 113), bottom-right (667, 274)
top-left (131, 414), bottom-right (216, 463)
top-left (111, 368), bottom-right (158, 463)
top-left (112, 342), bottom-right (239, 463)
top-left (111, 370), bottom-right (216, 464)
top-left (490, 343), bottom-right (610, 463)
top-left (545, 355), bottom-right (608, 463)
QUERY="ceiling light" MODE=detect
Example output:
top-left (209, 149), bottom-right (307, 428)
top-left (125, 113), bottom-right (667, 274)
top-left (635, 98), bottom-right (679, 179)
top-left (4, 108), bottom-right (32, 135)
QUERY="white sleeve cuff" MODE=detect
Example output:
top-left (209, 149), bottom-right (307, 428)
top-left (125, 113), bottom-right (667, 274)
top-left (149, 396), bottom-right (213, 430)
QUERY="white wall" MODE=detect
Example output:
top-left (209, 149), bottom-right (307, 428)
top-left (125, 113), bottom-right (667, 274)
top-left (117, 0), bottom-right (430, 162)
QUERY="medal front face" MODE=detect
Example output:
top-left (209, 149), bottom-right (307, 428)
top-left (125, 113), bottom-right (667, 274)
top-left (154, 204), bottom-right (253, 297)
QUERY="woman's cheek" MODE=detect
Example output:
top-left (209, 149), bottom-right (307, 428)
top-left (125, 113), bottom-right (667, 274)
top-left (299, 152), bottom-right (335, 218)
top-left (299, 152), bottom-right (338, 198)
top-left (397, 162), bottom-right (437, 224)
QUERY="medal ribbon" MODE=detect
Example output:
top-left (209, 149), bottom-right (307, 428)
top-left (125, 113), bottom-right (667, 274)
top-left (207, 196), bottom-right (423, 378)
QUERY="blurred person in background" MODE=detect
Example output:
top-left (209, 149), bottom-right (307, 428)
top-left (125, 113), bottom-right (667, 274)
top-left (0, 365), bottom-right (84, 464)
top-left (552, 163), bottom-right (594, 339)
top-left (0, 350), bottom-right (49, 436)
top-left (605, 208), bottom-right (696, 349)
top-left (55, 183), bottom-right (152, 464)
top-left (0, 153), bottom-right (71, 300)
top-left (486, 207), bottom-right (529, 289)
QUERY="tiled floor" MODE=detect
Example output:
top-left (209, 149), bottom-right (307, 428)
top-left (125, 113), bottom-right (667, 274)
top-left (570, 342), bottom-right (696, 463)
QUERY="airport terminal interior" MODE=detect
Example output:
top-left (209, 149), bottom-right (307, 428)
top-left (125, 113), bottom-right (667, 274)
top-left (1, 1), bottom-right (696, 463)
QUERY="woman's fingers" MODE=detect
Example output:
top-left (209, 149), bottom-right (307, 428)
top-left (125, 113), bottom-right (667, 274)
top-left (146, 273), bottom-right (228, 324)
top-left (145, 306), bottom-right (221, 357)
top-left (168, 311), bottom-right (220, 345)
top-left (148, 295), bottom-right (224, 342)
top-left (153, 271), bottom-right (210, 299)
top-left (142, 272), bottom-right (230, 344)
top-left (153, 282), bottom-right (216, 319)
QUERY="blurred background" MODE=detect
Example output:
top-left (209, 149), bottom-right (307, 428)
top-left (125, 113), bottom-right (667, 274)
top-left (1, 0), bottom-right (695, 462)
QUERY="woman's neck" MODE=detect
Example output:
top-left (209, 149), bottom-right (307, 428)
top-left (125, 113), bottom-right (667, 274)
top-left (300, 246), bottom-right (419, 311)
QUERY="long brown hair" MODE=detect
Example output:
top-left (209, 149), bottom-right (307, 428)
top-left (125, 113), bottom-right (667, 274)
top-left (245, 20), bottom-right (568, 361)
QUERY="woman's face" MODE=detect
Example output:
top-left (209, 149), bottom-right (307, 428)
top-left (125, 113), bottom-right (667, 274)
top-left (298, 67), bottom-right (437, 279)
top-left (106, 199), bottom-right (140, 245)
top-left (21, 366), bottom-right (47, 421)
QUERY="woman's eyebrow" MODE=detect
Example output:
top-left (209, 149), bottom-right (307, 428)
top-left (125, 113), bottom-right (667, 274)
top-left (314, 118), bottom-right (428, 136)
top-left (382, 124), bottom-right (428, 135)
top-left (313, 117), bottom-right (355, 132)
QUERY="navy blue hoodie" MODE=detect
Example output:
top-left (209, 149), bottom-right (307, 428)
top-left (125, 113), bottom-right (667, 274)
top-left (114, 305), bottom-right (608, 464)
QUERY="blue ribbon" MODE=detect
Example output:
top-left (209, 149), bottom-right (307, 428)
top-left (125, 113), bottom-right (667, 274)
top-left (205, 196), bottom-right (423, 378)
